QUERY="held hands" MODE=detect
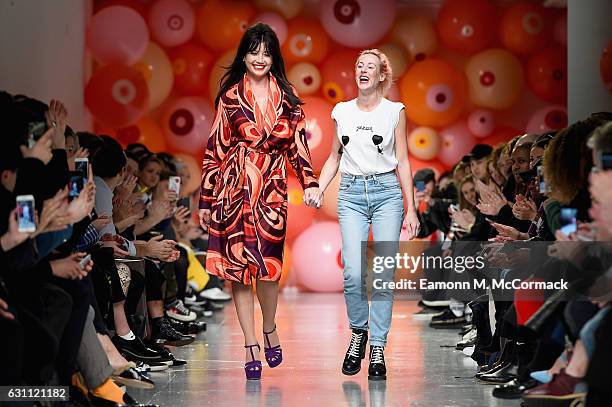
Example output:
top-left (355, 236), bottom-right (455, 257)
top-left (403, 211), bottom-right (420, 240)
top-left (303, 187), bottom-right (323, 208)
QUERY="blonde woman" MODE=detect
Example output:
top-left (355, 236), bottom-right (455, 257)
top-left (313, 49), bottom-right (419, 381)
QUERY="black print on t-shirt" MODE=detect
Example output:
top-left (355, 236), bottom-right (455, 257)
top-left (342, 135), bottom-right (350, 146)
top-left (356, 125), bottom-right (373, 131)
top-left (372, 135), bottom-right (383, 153)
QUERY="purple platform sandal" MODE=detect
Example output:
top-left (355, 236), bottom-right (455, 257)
top-left (263, 325), bottom-right (283, 368)
top-left (244, 344), bottom-right (262, 380)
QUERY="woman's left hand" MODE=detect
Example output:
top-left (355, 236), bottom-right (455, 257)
top-left (303, 187), bottom-right (323, 208)
top-left (403, 211), bottom-right (420, 240)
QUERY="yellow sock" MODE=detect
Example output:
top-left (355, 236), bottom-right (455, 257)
top-left (92, 378), bottom-right (125, 404)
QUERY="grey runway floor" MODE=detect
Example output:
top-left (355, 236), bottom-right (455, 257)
top-left (131, 292), bottom-right (519, 407)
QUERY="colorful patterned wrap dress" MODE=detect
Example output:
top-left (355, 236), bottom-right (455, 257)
top-left (199, 75), bottom-right (319, 285)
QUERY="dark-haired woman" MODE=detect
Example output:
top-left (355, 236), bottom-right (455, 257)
top-left (198, 23), bottom-right (319, 380)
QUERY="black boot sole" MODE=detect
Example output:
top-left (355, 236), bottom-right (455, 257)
top-left (368, 375), bottom-right (387, 381)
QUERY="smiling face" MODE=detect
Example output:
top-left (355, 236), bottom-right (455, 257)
top-left (244, 42), bottom-right (272, 80)
top-left (140, 160), bottom-right (162, 189)
top-left (355, 53), bottom-right (385, 93)
top-left (488, 161), bottom-right (505, 186)
top-left (511, 146), bottom-right (531, 182)
top-left (461, 181), bottom-right (477, 207)
top-left (530, 146), bottom-right (545, 168)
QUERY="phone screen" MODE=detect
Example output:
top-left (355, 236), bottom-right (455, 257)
top-left (537, 166), bottom-right (546, 193)
top-left (16, 196), bottom-right (36, 232)
top-left (416, 181), bottom-right (425, 192)
top-left (68, 171), bottom-right (85, 200)
top-left (601, 153), bottom-right (612, 170)
top-left (559, 207), bottom-right (578, 235)
top-left (169, 176), bottom-right (181, 195)
top-left (75, 159), bottom-right (88, 179)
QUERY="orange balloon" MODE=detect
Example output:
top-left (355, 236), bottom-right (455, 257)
top-left (483, 126), bottom-right (522, 147)
top-left (97, 116), bottom-right (167, 153)
top-left (391, 16), bottom-right (438, 62)
top-left (436, 0), bottom-right (498, 54)
top-left (85, 64), bottom-right (149, 129)
top-left (173, 152), bottom-right (202, 195)
top-left (208, 50), bottom-right (235, 103)
top-left (286, 176), bottom-right (315, 239)
top-left (408, 127), bottom-right (440, 161)
top-left (169, 43), bottom-right (215, 96)
top-left (287, 62), bottom-right (321, 95)
top-left (500, 2), bottom-right (553, 56)
top-left (95, 0), bottom-right (147, 18)
top-left (301, 96), bottom-right (335, 173)
top-left (196, 0), bottom-right (256, 51)
top-left (465, 48), bottom-right (525, 110)
top-left (320, 49), bottom-right (359, 105)
top-left (281, 18), bottom-right (330, 64)
top-left (406, 157), bottom-right (447, 178)
top-left (378, 43), bottom-right (408, 79)
top-left (527, 46), bottom-right (567, 104)
top-left (254, 0), bottom-right (303, 19)
top-left (133, 42), bottom-right (174, 110)
top-left (319, 172), bottom-right (340, 220)
top-left (400, 59), bottom-right (466, 127)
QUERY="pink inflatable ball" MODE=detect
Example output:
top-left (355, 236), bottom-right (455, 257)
top-left (87, 6), bottom-right (149, 65)
top-left (437, 121), bottom-right (476, 167)
top-left (378, 43), bottom-right (408, 79)
top-left (407, 127), bottom-right (441, 161)
top-left (483, 126), bottom-right (522, 147)
top-left (161, 97), bottom-right (214, 155)
top-left (319, 0), bottom-right (396, 48)
top-left (467, 109), bottom-right (495, 138)
top-left (254, 0), bottom-right (304, 19)
top-left (292, 221), bottom-right (343, 293)
top-left (148, 0), bottom-right (195, 47)
top-left (287, 62), bottom-right (322, 95)
top-left (553, 13), bottom-right (567, 46)
top-left (253, 12), bottom-right (288, 45)
top-left (391, 16), bottom-right (438, 62)
top-left (526, 105), bottom-right (568, 134)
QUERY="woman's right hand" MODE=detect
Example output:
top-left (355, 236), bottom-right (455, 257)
top-left (199, 209), bottom-right (211, 229)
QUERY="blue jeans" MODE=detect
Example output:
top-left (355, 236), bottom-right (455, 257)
top-left (337, 171), bottom-right (404, 347)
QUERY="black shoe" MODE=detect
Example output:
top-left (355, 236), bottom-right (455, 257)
top-left (150, 317), bottom-right (195, 347)
top-left (168, 318), bottom-right (207, 335)
top-left (429, 309), bottom-right (466, 329)
top-left (477, 361), bottom-right (518, 384)
top-left (149, 344), bottom-right (188, 367)
top-left (368, 346), bottom-right (387, 381)
top-left (342, 329), bottom-right (368, 376)
top-left (112, 336), bottom-right (163, 363)
top-left (458, 324), bottom-right (474, 336)
top-left (492, 378), bottom-right (538, 399)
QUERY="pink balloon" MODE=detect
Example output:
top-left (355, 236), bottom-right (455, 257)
top-left (467, 109), bottom-right (495, 138)
top-left (526, 105), bottom-right (568, 134)
top-left (148, 0), bottom-right (196, 47)
top-left (292, 221), bottom-right (343, 293)
top-left (553, 14), bottom-right (567, 46)
top-left (254, 12), bottom-right (288, 45)
top-left (87, 6), bottom-right (149, 65)
top-left (438, 121), bottom-right (476, 167)
top-left (319, 0), bottom-right (396, 48)
top-left (161, 97), bottom-right (214, 155)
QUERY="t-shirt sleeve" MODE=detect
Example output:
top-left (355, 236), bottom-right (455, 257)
top-left (392, 101), bottom-right (406, 130)
top-left (331, 102), bottom-right (342, 122)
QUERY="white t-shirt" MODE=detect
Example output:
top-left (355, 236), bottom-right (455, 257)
top-left (331, 98), bottom-right (405, 176)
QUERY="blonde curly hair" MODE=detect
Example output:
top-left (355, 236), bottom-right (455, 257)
top-left (357, 49), bottom-right (393, 94)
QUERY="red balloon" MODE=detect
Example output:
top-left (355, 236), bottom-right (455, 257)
top-left (436, 0), bottom-right (498, 54)
top-left (500, 2), bottom-right (553, 56)
top-left (85, 65), bottom-right (149, 128)
top-left (95, 0), bottom-right (149, 18)
top-left (169, 43), bottom-right (215, 96)
top-left (483, 126), bottom-right (521, 147)
top-left (301, 96), bottom-right (335, 173)
top-left (320, 49), bottom-right (359, 104)
top-left (527, 46), bottom-right (567, 104)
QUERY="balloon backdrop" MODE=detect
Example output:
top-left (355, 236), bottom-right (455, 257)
top-left (85, 64), bottom-right (149, 128)
top-left (483, 126), bottom-right (522, 147)
top-left (385, 84), bottom-right (401, 102)
top-left (407, 157), bottom-right (446, 178)
top-left (436, 0), bottom-right (497, 54)
top-left (97, 116), bottom-right (167, 152)
top-left (465, 48), bottom-right (524, 110)
top-left (292, 221), bottom-right (343, 293)
top-left (173, 152), bottom-right (202, 195)
top-left (319, 173), bottom-right (340, 220)
top-left (320, 49), bottom-right (359, 104)
top-left (148, 0), bottom-right (195, 47)
top-left (133, 42), bottom-right (174, 111)
top-left (287, 62), bottom-right (322, 95)
top-left (467, 109), bottom-right (495, 138)
top-left (282, 18), bottom-right (331, 64)
top-left (527, 46), bottom-right (567, 104)
top-left (208, 50), bottom-right (236, 102)
top-left (254, 0), bottom-right (304, 19)
top-left (553, 13), bottom-right (567, 46)
top-left (170, 43), bottom-right (215, 96)
top-left (407, 127), bottom-right (440, 161)
top-left (301, 96), bottom-right (335, 172)
top-left (437, 121), bottom-right (476, 167)
top-left (279, 244), bottom-right (292, 287)
top-left (378, 43), bottom-right (408, 79)
top-left (253, 12), bottom-right (288, 45)
top-left (87, 6), bottom-right (149, 65)
top-left (602, 41), bottom-right (612, 93)
top-left (499, 2), bottom-right (552, 56)
top-left (196, 0), bottom-right (255, 50)
top-left (319, 0), bottom-right (396, 48)
top-left (400, 59), bottom-right (466, 127)
top-left (391, 16), bottom-right (438, 62)
top-left (161, 97), bottom-right (214, 155)
top-left (286, 176), bottom-right (316, 240)
top-left (95, 0), bottom-right (148, 18)
top-left (526, 105), bottom-right (568, 134)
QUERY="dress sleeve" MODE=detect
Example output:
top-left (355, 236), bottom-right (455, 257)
top-left (199, 98), bottom-right (232, 210)
top-left (287, 107), bottom-right (319, 191)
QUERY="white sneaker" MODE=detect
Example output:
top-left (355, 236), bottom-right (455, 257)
top-left (199, 287), bottom-right (231, 301)
top-left (165, 299), bottom-right (197, 322)
top-left (462, 346), bottom-right (475, 357)
top-left (462, 328), bottom-right (477, 342)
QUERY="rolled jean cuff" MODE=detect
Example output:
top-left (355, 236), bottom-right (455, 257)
top-left (349, 323), bottom-right (368, 331)
top-left (369, 338), bottom-right (387, 347)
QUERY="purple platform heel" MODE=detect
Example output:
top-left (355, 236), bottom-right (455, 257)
top-left (244, 344), bottom-right (262, 380)
top-left (263, 325), bottom-right (283, 368)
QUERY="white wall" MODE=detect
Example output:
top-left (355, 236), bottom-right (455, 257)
top-left (568, 0), bottom-right (612, 122)
top-left (0, 0), bottom-right (92, 130)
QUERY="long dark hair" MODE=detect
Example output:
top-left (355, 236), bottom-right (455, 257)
top-left (214, 23), bottom-right (302, 108)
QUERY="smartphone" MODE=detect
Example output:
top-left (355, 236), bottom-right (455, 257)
top-left (79, 254), bottom-right (92, 269)
top-left (16, 195), bottom-right (36, 233)
top-left (75, 158), bottom-right (88, 179)
top-left (169, 176), bottom-right (181, 195)
top-left (68, 171), bottom-right (85, 201)
top-left (27, 121), bottom-right (48, 148)
top-left (601, 153), bottom-right (612, 170)
top-left (559, 207), bottom-right (578, 235)
top-left (537, 166), bottom-right (547, 193)
top-left (449, 204), bottom-right (459, 213)
top-left (415, 181), bottom-right (425, 192)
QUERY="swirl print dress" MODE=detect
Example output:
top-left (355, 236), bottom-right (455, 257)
top-left (199, 75), bottom-right (319, 285)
